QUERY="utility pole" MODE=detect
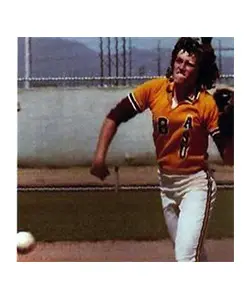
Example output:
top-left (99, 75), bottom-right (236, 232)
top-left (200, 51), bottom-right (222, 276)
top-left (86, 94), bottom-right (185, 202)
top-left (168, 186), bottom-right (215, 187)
top-left (122, 37), bottom-right (126, 86)
top-left (157, 40), bottom-right (161, 76)
top-left (218, 39), bottom-right (222, 75)
top-left (115, 37), bottom-right (119, 86)
top-left (128, 38), bottom-right (132, 81)
top-left (107, 37), bottom-right (111, 85)
top-left (24, 37), bottom-right (32, 89)
top-left (99, 37), bottom-right (104, 86)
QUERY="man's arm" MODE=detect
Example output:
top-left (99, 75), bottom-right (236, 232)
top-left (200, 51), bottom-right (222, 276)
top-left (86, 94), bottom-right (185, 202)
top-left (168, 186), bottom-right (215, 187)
top-left (212, 133), bottom-right (225, 160)
top-left (90, 117), bottom-right (118, 181)
top-left (90, 96), bottom-right (138, 180)
top-left (212, 87), bottom-right (234, 165)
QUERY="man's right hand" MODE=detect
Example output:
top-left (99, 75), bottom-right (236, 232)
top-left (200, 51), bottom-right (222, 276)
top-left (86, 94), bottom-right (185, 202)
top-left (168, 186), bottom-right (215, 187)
top-left (90, 159), bottom-right (110, 181)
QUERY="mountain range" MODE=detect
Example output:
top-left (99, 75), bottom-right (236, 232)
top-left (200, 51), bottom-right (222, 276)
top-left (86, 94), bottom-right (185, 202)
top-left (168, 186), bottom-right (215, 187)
top-left (18, 37), bottom-right (234, 78)
top-left (64, 37), bottom-right (234, 53)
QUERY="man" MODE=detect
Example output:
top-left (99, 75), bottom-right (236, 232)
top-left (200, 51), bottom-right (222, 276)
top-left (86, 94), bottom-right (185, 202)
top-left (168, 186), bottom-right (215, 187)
top-left (90, 37), bottom-right (232, 261)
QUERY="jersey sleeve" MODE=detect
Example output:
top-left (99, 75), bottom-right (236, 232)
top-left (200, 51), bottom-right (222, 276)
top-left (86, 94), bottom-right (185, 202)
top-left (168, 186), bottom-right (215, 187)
top-left (128, 79), bottom-right (156, 112)
top-left (107, 79), bottom-right (164, 125)
top-left (106, 96), bottom-right (138, 125)
top-left (204, 95), bottom-right (220, 137)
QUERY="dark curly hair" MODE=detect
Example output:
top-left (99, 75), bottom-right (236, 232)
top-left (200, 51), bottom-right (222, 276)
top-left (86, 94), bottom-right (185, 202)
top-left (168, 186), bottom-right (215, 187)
top-left (166, 37), bottom-right (219, 90)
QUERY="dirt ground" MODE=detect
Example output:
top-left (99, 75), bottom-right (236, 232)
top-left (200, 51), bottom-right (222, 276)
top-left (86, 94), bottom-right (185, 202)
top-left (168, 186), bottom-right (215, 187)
top-left (17, 164), bottom-right (234, 187)
top-left (17, 239), bottom-right (233, 262)
top-left (17, 165), bottom-right (234, 262)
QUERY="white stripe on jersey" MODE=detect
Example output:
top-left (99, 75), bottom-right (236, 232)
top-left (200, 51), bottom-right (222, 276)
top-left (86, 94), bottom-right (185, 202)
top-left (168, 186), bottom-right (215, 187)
top-left (210, 127), bottom-right (220, 137)
top-left (128, 93), bottom-right (138, 112)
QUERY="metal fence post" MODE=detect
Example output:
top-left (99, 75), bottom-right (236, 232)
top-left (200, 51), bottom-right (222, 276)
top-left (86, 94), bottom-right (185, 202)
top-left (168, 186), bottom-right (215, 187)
top-left (24, 37), bottom-right (31, 89)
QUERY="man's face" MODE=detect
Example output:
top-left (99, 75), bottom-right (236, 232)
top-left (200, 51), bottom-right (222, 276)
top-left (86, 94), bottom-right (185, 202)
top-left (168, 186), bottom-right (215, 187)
top-left (173, 50), bottom-right (199, 87)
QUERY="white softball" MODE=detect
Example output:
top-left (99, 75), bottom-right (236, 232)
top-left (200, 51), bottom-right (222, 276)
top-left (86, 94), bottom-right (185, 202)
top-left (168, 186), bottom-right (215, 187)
top-left (17, 231), bottom-right (35, 253)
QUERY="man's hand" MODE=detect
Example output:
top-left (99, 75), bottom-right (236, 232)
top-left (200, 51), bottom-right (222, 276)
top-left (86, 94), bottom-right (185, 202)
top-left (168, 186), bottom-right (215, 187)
top-left (90, 159), bottom-right (110, 181)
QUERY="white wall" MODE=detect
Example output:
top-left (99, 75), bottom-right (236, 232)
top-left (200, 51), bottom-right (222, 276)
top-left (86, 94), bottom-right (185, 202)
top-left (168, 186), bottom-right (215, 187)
top-left (18, 87), bottom-right (222, 167)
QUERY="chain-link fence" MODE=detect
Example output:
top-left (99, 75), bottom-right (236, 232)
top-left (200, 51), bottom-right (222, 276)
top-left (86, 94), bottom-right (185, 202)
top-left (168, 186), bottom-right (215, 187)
top-left (17, 75), bottom-right (234, 89)
top-left (18, 37), bottom-right (234, 88)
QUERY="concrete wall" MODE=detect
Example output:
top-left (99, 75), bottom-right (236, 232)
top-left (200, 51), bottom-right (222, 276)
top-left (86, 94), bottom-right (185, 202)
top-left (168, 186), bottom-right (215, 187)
top-left (18, 87), bottom-right (222, 167)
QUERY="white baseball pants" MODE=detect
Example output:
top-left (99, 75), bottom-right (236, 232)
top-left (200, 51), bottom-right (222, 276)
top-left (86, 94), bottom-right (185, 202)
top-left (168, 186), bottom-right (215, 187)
top-left (158, 169), bottom-right (217, 262)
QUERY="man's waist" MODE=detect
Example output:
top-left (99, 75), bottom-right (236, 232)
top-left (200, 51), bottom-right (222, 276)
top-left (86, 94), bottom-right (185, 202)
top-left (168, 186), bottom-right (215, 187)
top-left (158, 162), bottom-right (207, 175)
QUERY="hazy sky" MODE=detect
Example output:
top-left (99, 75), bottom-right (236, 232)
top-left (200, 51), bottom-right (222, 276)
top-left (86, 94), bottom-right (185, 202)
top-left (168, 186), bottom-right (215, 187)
top-left (64, 37), bottom-right (234, 55)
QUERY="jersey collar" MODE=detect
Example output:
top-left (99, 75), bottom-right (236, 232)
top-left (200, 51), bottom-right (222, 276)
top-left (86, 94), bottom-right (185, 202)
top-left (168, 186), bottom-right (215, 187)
top-left (185, 91), bottom-right (200, 103)
top-left (166, 81), bottom-right (200, 104)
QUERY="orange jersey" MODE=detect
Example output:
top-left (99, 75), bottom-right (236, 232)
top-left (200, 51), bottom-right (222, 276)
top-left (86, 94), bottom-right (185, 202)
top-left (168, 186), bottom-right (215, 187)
top-left (128, 78), bottom-right (220, 174)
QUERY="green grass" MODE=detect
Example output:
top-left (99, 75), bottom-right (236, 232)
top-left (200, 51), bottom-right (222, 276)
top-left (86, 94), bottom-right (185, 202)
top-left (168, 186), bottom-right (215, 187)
top-left (208, 189), bottom-right (234, 238)
top-left (17, 189), bottom-right (234, 241)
